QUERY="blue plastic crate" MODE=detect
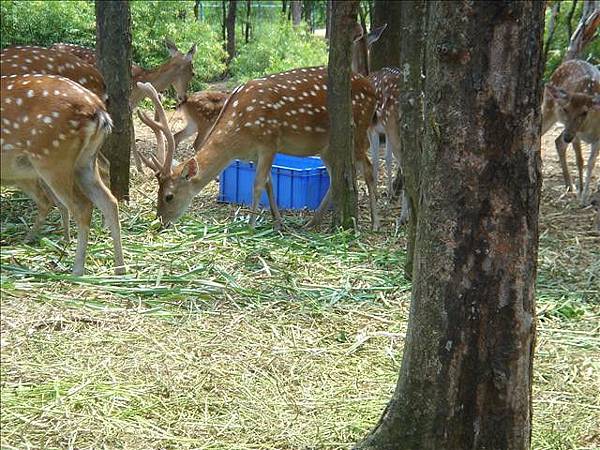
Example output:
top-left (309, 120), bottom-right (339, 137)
top-left (218, 154), bottom-right (330, 210)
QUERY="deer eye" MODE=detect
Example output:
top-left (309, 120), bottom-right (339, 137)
top-left (165, 194), bottom-right (174, 203)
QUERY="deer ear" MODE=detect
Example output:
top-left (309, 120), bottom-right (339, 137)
top-left (546, 84), bottom-right (569, 105)
top-left (180, 158), bottom-right (198, 180)
top-left (352, 23), bottom-right (365, 43)
top-left (184, 44), bottom-right (197, 63)
top-left (165, 39), bottom-right (179, 57)
top-left (367, 24), bottom-right (387, 47)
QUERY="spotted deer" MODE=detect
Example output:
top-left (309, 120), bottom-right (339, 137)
top-left (51, 40), bottom-right (197, 106)
top-left (351, 23), bottom-right (387, 76)
top-left (135, 67), bottom-right (380, 230)
top-left (174, 90), bottom-right (229, 148)
top-left (366, 67), bottom-right (410, 225)
top-left (542, 59), bottom-right (600, 205)
top-left (1, 46), bottom-right (106, 99)
top-left (0, 74), bottom-right (124, 275)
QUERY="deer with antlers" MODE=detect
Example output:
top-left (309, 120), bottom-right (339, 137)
top-left (0, 74), bottom-right (124, 275)
top-left (542, 59), bottom-right (599, 206)
top-left (135, 66), bottom-right (380, 230)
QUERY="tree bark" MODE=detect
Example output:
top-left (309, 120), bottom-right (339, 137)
top-left (221, 0), bottom-right (227, 48)
top-left (356, 1), bottom-right (545, 448)
top-left (370, 0), bottom-right (402, 71)
top-left (327, 0), bottom-right (360, 229)
top-left (397, 0), bottom-right (427, 278)
top-left (566, 0), bottom-right (579, 39)
top-left (291, 0), bottom-right (302, 26)
top-left (226, 0), bottom-right (237, 64)
top-left (95, 0), bottom-right (133, 202)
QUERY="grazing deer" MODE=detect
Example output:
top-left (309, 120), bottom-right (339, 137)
top-left (0, 46), bottom-right (106, 99)
top-left (542, 59), bottom-right (600, 205)
top-left (174, 90), bottom-right (229, 148)
top-left (135, 67), bottom-right (380, 230)
top-left (0, 74), bottom-right (124, 275)
top-left (51, 40), bottom-right (197, 106)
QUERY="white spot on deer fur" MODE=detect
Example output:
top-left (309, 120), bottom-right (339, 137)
top-left (43, 148), bottom-right (50, 155)
top-left (59, 133), bottom-right (66, 140)
top-left (315, 126), bottom-right (326, 132)
top-left (15, 98), bottom-right (23, 106)
top-left (26, 89), bottom-right (34, 97)
top-left (227, 120), bottom-right (234, 126)
top-left (3, 144), bottom-right (14, 150)
top-left (4, 98), bottom-right (11, 104)
top-left (52, 140), bottom-right (59, 148)
top-left (233, 100), bottom-right (239, 108)
top-left (304, 126), bottom-right (312, 131)
top-left (31, 128), bottom-right (37, 135)
top-left (42, 116), bottom-right (52, 124)
top-left (69, 120), bottom-right (79, 128)
top-left (2, 118), bottom-right (9, 125)
top-left (299, 108), bottom-right (305, 113)
top-left (54, 90), bottom-right (60, 96)
top-left (244, 122), bottom-right (252, 127)
top-left (51, 111), bottom-right (60, 118)
top-left (2, 129), bottom-right (10, 135)
top-left (47, 64), bottom-right (54, 70)
top-left (246, 106), bottom-right (254, 112)
top-left (42, 90), bottom-right (48, 97)
top-left (6, 84), bottom-right (13, 90)
top-left (12, 122), bottom-right (19, 129)
top-left (291, 124), bottom-right (298, 129)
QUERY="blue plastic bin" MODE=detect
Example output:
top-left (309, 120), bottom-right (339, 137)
top-left (218, 154), bottom-right (330, 210)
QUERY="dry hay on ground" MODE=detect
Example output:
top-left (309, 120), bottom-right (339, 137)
top-left (1, 118), bottom-right (598, 449)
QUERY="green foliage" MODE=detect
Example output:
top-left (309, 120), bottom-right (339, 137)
top-left (229, 19), bottom-right (328, 82)
top-left (0, 0), bottom-right (96, 49)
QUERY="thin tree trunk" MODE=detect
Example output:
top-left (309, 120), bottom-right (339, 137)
top-left (396, 0), bottom-right (427, 278)
top-left (370, 0), bottom-right (402, 71)
top-left (544, 2), bottom-right (561, 63)
top-left (245, 0), bottom-right (252, 43)
top-left (325, 0), bottom-right (332, 39)
top-left (328, 0), bottom-right (360, 229)
top-left (282, 0), bottom-right (287, 15)
top-left (356, 1), bottom-right (545, 448)
top-left (221, 0), bottom-right (227, 48)
top-left (226, 0), bottom-right (237, 64)
top-left (194, 0), bottom-right (200, 21)
top-left (95, 0), bottom-right (133, 202)
top-left (291, 0), bottom-right (302, 26)
top-left (566, 0), bottom-right (579, 39)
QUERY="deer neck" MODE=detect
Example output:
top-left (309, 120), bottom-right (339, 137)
top-left (190, 136), bottom-right (239, 193)
top-left (134, 63), bottom-right (177, 93)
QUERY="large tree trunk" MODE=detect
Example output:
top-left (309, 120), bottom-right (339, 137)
top-left (356, 1), bottom-right (545, 449)
top-left (327, 0), bottom-right (360, 229)
top-left (370, 0), bottom-right (402, 71)
top-left (291, 0), bottom-right (302, 26)
top-left (95, 0), bottom-right (133, 202)
top-left (226, 0), bottom-right (237, 64)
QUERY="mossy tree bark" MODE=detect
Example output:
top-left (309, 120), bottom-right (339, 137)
top-left (370, 0), bottom-right (402, 71)
top-left (356, 1), bottom-right (545, 449)
top-left (327, 0), bottom-right (360, 230)
top-left (96, 0), bottom-right (133, 202)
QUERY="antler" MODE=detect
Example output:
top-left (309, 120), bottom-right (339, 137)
top-left (135, 82), bottom-right (176, 175)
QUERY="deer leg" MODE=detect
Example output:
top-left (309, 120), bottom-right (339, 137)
top-left (572, 138), bottom-right (584, 196)
top-left (41, 182), bottom-right (71, 243)
top-left (75, 153), bottom-right (125, 275)
top-left (249, 152), bottom-right (275, 228)
top-left (265, 178), bottom-right (283, 230)
top-left (357, 152), bottom-right (381, 231)
top-left (385, 137), bottom-right (394, 197)
top-left (581, 141), bottom-right (599, 206)
top-left (33, 167), bottom-right (92, 275)
top-left (368, 127), bottom-right (380, 184)
top-left (306, 188), bottom-right (332, 229)
top-left (555, 132), bottom-right (574, 191)
top-left (13, 179), bottom-right (53, 243)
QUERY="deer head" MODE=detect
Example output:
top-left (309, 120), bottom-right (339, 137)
top-left (545, 84), bottom-right (600, 142)
top-left (351, 23), bottom-right (387, 76)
